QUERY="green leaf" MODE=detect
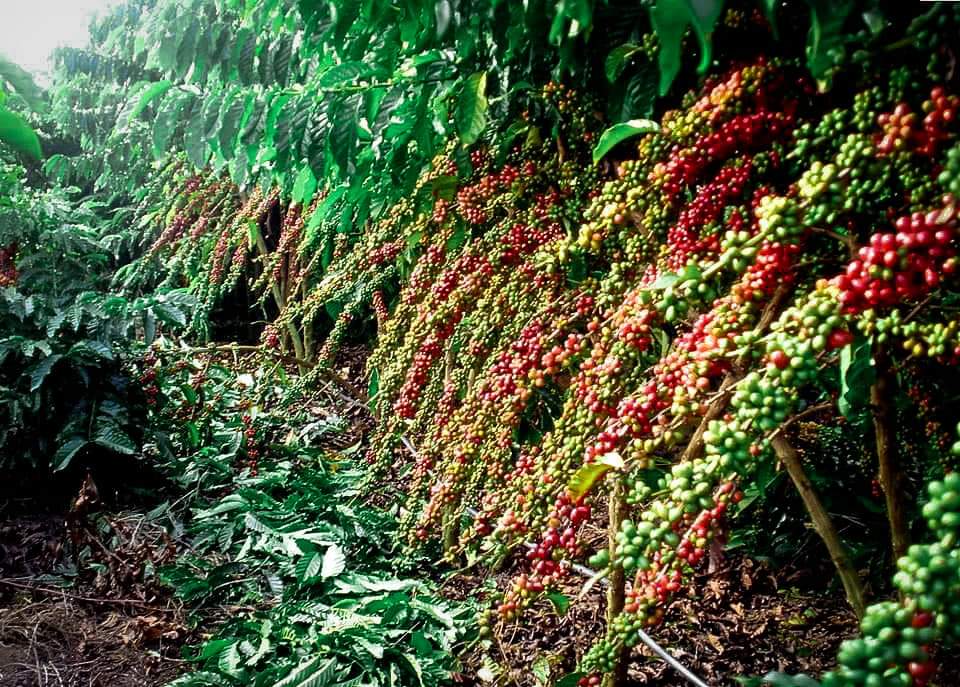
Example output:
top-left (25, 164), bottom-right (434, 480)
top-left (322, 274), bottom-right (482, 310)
top-left (328, 96), bottom-right (358, 172)
top-left (617, 62), bottom-right (658, 121)
top-left (153, 299), bottom-right (188, 327)
top-left (566, 251), bottom-right (587, 286)
top-left (805, 0), bottom-right (854, 86)
top-left (240, 96), bottom-right (266, 146)
top-left (272, 656), bottom-right (337, 687)
top-left (650, 0), bottom-right (691, 97)
top-left (292, 166), bottom-right (317, 205)
top-left (152, 92), bottom-right (189, 158)
top-left (546, 592), bottom-right (570, 616)
top-left (400, 651), bottom-right (426, 687)
top-left (219, 92), bottom-right (249, 158)
top-left (184, 102), bottom-right (211, 168)
top-left (30, 353), bottom-right (63, 391)
top-left (202, 90), bottom-right (224, 143)
top-left (321, 544), bottom-right (346, 579)
top-left (130, 80), bottom-right (173, 120)
top-left (319, 61), bottom-right (374, 88)
top-left (556, 673), bottom-right (584, 687)
top-left (761, 673), bottom-right (822, 687)
top-left (455, 72), bottom-right (488, 146)
top-left (186, 421), bottom-right (200, 448)
top-left (236, 29), bottom-right (258, 85)
top-left (0, 107), bottom-right (42, 160)
top-left (435, 0), bottom-right (452, 38)
top-left (298, 552), bottom-right (323, 581)
top-left (247, 220), bottom-right (261, 250)
top-left (70, 340), bottom-right (114, 360)
top-left (94, 423), bottom-right (136, 456)
top-left (0, 55), bottom-right (46, 111)
top-left (861, 10), bottom-right (887, 35)
top-left (271, 33), bottom-right (294, 86)
top-left (761, 0), bottom-right (780, 37)
top-left (549, 0), bottom-right (593, 45)
top-left (592, 119), bottom-right (659, 163)
top-left (605, 44), bottom-right (641, 83)
top-left (532, 656), bottom-right (552, 685)
top-left (650, 0), bottom-right (724, 96)
top-left (838, 335), bottom-right (874, 419)
top-left (367, 367), bottom-right (379, 413)
top-left (217, 643), bottom-right (243, 678)
top-left (684, 0), bottom-right (725, 73)
top-left (52, 437), bottom-right (87, 471)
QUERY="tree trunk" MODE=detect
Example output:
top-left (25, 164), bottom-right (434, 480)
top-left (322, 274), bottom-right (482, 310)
top-left (603, 478), bottom-right (629, 687)
top-left (772, 434), bottom-right (866, 619)
top-left (871, 347), bottom-right (910, 563)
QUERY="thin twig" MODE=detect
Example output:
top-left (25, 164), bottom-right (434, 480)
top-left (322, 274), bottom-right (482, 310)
top-left (766, 401), bottom-right (834, 441)
top-left (903, 294), bottom-right (934, 325)
top-left (0, 579), bottom-right (177, 613)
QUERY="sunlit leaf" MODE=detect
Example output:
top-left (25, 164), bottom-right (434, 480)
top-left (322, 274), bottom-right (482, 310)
top-left (455, 72), bottom-right (488, 146)
top-left (592, 119), bottom-right (659, 163)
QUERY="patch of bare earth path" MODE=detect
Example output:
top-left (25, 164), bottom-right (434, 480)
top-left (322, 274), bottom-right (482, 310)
top-left (0, 486), bottom-right (189, 687)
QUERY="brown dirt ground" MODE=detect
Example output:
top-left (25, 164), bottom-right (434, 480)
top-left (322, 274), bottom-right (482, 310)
top-left (0, 496), bottom-right (189, 687)
top-left (450, 550), bottom-right (960, 686)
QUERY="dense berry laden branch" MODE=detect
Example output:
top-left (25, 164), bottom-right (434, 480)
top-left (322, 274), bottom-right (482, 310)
top-left (817, 430), bottom-right (960, 687)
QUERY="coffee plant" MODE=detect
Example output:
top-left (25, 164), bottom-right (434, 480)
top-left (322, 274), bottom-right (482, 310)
top-left (6, 0), bottom-right (960, 685)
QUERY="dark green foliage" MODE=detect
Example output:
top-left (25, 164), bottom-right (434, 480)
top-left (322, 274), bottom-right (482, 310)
top-left (143, 354), bottom-right (475, 687)
top-left (0, 161), bottom-right (193, 471)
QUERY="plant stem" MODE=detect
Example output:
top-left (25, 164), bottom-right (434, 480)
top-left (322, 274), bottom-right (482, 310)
top-left (253, 223), bottom-right (306, 364)
top-left (603, 477), bottom-right (629, 687)
top-left (771, 434), bottom-right (866, 619)
top-left (442, 506), bottom-right (461, 563)
top-left (871, 346), bottom-right (910, 563)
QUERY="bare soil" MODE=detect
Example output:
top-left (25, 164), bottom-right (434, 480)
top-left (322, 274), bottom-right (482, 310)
top-left (0, 492), bottom-right (189, 687)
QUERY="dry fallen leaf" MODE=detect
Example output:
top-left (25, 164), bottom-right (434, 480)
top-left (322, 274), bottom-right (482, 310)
top-left (707, 577), bottom-right (725, 598)
top-left (706, 633), bottom-right (724, 654)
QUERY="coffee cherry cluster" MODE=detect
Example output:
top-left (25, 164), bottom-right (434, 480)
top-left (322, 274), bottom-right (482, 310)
top-left (456, 164), bottom-right (521, 224)
top-left (821, 461), bottom-right (960, 687)
top-left (900, 319), bottom-right (960, 361)
top-left (834, 199), bottom-right (958, 312)
top-left (138, 351), bottom-right (160, 407)
top-left (939, 145), bottom-right (960, 197)
top-left (241, 413), bottom-right (259, 475)
top-left (0, 242), bottom-right (18, 287)
top-left (261, 324), bottom-right (281, 349)
top-left (877, 87), bottom-right (958, 157)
